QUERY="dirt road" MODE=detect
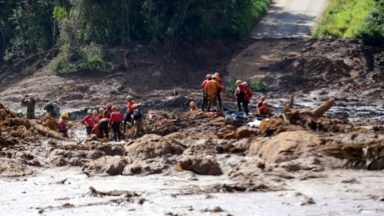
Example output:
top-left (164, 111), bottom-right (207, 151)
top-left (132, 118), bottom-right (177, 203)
top-left (250, 0), bottom-right (329, 39)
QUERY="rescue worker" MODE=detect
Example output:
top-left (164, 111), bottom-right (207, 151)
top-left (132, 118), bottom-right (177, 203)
top-left (189, 101), bottom-right (198, 112)
top-left (213, 72), bottom-right (224, 110)
top-left (21, 94), bottom-right (36, 119)
top-left (200, 74), bottom-right (211, 111)
top-left (58, 112), bottom-right (69, 137)
top-left (243, 82), bottom-right (253, 115)
top-left (234, 80), bottom-right (245, 112)
top-left (257, 96), bottom-right (273, 116)
top-left (109, 106), bottom-right (122, 141)
top-left (124, 95), bottom-right (135, 132)
top-left (132, 104), bottom-right (143, 139)
top-left (98, 115), bottom-right (109, 139)
top-left (43, 102), bottom-right (60, 119)
top-left (92, 110), bottom-right (99, 125)
top-left (81, 109), bottom-right (95, 136)
top-left (103, 103), bottom-right (113, 118)
top-left (205, 75), bottom-right (222, 112)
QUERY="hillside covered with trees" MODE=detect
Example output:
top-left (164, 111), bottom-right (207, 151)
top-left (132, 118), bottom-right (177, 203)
top-left (0, 0), bottom-right (269, 73)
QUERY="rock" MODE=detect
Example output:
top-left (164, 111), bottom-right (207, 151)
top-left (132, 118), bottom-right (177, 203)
top-left (125, 134), bottom-right (185, 160)
top-left (82, 156), bottom-right (127, 176)
top-left (300, 196), bottom-right (316, 205)
top-left (249, 130), bottom-right (321, 164)
top-left (177, 156), bottom-right (223, 175)
top-left (122, 159), bottom-right (168, 176)
top-left (0, 159), bottom-right (33, 177)
top-left (236, 126), bottom-right (255, 139)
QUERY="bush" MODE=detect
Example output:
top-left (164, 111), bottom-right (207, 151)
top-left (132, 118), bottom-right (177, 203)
top-left (314, 0), bottom-right (376, 38)
top-left (54, 44), bottom-right (111, 74)
top-left (359, 0), bottom-right (384, 46)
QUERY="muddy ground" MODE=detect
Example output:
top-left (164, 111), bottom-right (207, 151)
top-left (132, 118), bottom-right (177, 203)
top-left (0, 38), bottom-right (383, 215)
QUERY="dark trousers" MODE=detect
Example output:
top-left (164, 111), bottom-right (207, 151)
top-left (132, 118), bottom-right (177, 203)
top-left (202, 92), bottom-right (208, 111)
top-left (237, 92), bottom-right (245, 112)
top-left (217, 90), bottom-right (222, 110)
top-left (111, 122), bottom-right (121, 141)
top-left (98, 121), bottom-right (109, 139)
top-left (243, 100), bottom-right (249, 115)
top-left (86, 126), bottom-right (92, 135)
top-left (123, 112), bottom-right (132, 132)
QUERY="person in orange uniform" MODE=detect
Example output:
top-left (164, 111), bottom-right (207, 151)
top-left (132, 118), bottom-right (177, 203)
top-left (205, 76), bottom-right (223, 112)
top-left (200, 74), bottom-right (211, 111)
top-left (243, 82), bottom-right (253, 115)
top-left (109, 106), bottom-right (122, 141)
top-left (213, 72), bottom-right (224, 111)
top-left (103, 103), bottom-right (113, 119)
top-left (81, 109), bottom-right (95, 136)
top-left (124, 95), bottom-right (135, 132)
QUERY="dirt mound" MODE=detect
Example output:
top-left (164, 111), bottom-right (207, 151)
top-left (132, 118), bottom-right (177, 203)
top-left (0, 158), bottom-right (33, 177)
top-left (263, 39), bottom-right (383, 98)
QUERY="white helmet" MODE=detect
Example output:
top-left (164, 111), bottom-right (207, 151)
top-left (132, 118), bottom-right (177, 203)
top-left (126, 95), bottom-right (133, 100)
top-left (87, 109), bottom-right (92, 114)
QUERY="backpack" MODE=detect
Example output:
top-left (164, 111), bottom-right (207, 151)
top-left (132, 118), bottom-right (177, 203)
top-left (132, 109), bottom-right (142, 120)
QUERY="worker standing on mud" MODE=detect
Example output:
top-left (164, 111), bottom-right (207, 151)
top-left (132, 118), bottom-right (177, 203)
top-left (124, 96), bottom-right (135, 132)
top-left (81, 109), bottom-right (95, 136)
top-left (21, 94), bottom-right (36, 119)
top-left (213, 72), bottom-right (224, 111)
top-left (243, 82), bottom-right (253, 115)
top-left (58, 112), bottom-right (69, 137)
top-left (205, 75), bottom-right (222, 112)
top-left (109, 106), bottom-right (123, 141)
top-left (132, 104), bottom-right (143, 139)
top-left (234, 80), bottom-right (245, 113)
top-left (200, 74), bottom-right (211, 111)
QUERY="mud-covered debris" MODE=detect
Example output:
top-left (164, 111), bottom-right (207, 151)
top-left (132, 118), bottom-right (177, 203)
top-left (82, 156), bottom-right (127, 176)
top-left (177, 156), bottom-right (223, 175)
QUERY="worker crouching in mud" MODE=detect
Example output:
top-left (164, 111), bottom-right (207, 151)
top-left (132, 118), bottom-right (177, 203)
top-left (58, 112), bottom-right (69, 137)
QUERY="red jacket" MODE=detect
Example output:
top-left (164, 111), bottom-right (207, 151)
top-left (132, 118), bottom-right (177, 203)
top-left (93, 116), bottom-right (99, 125)
top-left (127, 101), bottom-right (135, 113)
top-left (81, 115), bottom-right (95, 127)
top-left (244, 87), bottom-right (253, 102)
top-left (103, 108), bottom-right (112, 118)
top-left (110, 111), bottom-right (122, 123)
top-left (200, 80), bottom-right (208, 89)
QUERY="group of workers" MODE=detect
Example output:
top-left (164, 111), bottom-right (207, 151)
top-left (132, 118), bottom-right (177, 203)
top-left (199, 72), bottom-right (272, 116)
top-left (20, 74), bottom-right (272, 141)
top-left (79, 96), bottom-right (143, 141)
top-left (21, 94), bottom-right (143, 141)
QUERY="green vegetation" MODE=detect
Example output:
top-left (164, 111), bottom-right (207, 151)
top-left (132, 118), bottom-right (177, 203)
top-left (314, 0), bottom-right (384, 45)
top-left (0, 0), bottom-right (270, 73)
top-left (225, 77), bottom-right (268, 93)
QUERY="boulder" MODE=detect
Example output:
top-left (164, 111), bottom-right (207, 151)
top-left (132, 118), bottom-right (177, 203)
top-left (236, 126), bottom-right (256, 139)
top-left (249, 130), bottom-right (321, 164)
top-left (82, 156), bottom-right (127, 176)
top-left (177, 156), bottom-right (223, 175)
top-left (124, 134), bottom-right (185, 160)
top-left (0, 159), bottom-right (33, 177)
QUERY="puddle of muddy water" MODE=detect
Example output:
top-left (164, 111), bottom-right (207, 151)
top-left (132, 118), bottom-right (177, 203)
top-left (1, 168), bottom-right (383, 216)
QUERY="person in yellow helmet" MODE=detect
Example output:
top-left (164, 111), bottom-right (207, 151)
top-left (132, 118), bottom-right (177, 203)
top-left (58, 112), bottom-right (69, 137)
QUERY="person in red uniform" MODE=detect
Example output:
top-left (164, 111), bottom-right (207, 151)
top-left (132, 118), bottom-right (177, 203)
top-left (58, 112), bottom-right (69, 138)
top-left (92, 110), bottom-right (99, 125)
top-left (213, 72), bottom-right (224, 111)
top-left (109, 106), bottom-right (122, 141)
top-left (124, 95), bottom-right (135, 132)
top-left (234, 80), bottom-right (245, 112)
top-left (103, 103), bottom-right (113, 118)
top-left (81, 109), bottom-right (95, 136)
top-left (97, 107), bottom-right (109, 139)
top-left (243, 82), bottom-right (253, 115)
top-left (256, 96), bottom-right (273, 116)
top-left (200, 74), bottom-right (211, 111)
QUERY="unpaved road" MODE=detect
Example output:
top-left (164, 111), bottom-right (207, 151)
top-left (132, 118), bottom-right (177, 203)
top-left (251, 0), bottom-right (329, 39)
